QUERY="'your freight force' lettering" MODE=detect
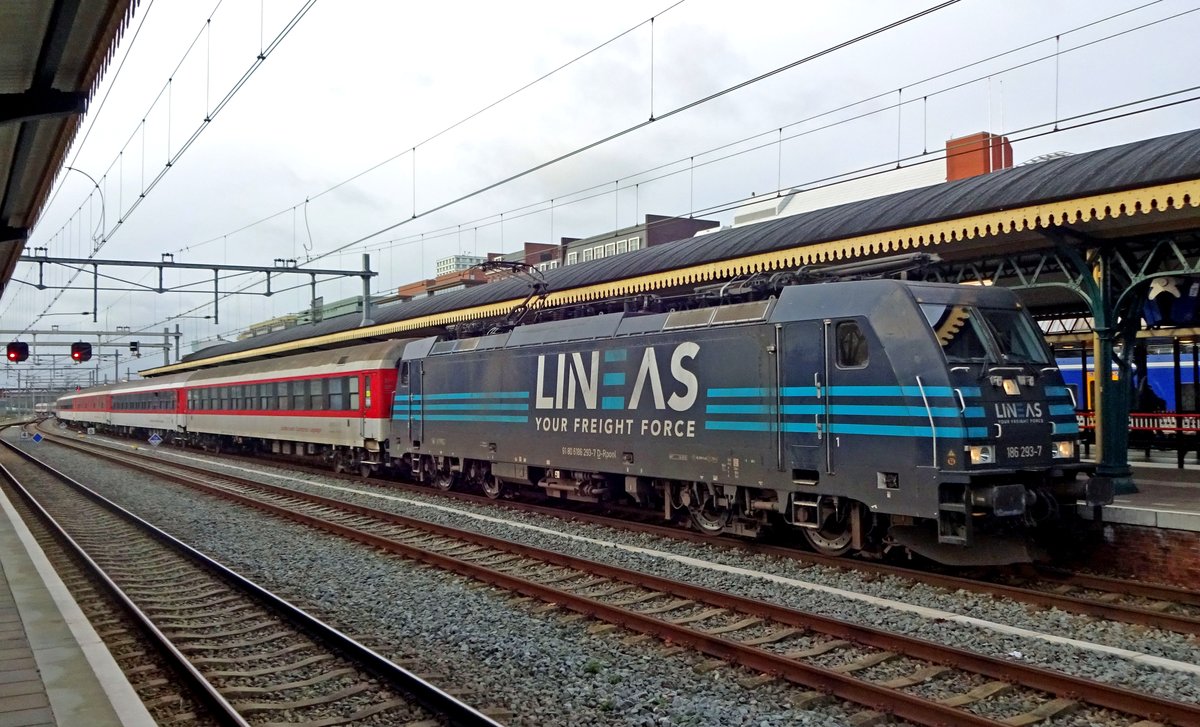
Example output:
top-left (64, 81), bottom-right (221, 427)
top-left (534, 416), bottom-right (696, 438)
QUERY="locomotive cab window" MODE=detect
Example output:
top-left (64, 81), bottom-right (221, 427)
top-left (923, 303), bottom-right (1050, 365)
top-left (978, 308), bottom-right (1051, 364)
top-left (835, 321), bottom-right (868, 368)
top-left (922, 304), bottom-right (988, 363)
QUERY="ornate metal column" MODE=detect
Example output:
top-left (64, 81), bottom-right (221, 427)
top-left (1085, 244), bottom-right (1139, 494)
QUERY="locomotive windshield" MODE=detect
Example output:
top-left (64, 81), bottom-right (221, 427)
top-left (978, 308), bottom-right (1051, 364)
top-left (922, 304), bottom-right (1050, 365)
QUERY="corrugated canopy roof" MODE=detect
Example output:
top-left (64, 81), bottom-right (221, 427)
top-left (160, 127), bottom-right (1200, 374)
top-left (0, 0), bottom-right (136, 295)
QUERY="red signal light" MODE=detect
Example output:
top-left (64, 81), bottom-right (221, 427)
top-left (6, 342), bottom-right (28, 362)
top-left (69, 341), bottom-right (91, 362)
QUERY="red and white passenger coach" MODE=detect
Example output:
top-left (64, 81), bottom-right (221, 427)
top-left (55, 341), bottom-right (404, 474)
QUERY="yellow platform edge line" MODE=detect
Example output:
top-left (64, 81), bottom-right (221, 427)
top-left (140, 179), bottom-right (1199, 377)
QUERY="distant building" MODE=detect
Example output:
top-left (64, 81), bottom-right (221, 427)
top-left (239, 293), bottom-right (400, 338)
top-left (397, 268), bottom-right (491, 300)
top-left (728, 131), bottom-right (1014, 230)
top-left (435, 254), bottom-right (486, 276)
top-left (562, 215), bottom-right (719, 266)
top-left (237, 313), bottom-right (301, 340)
top-left (488, 242), bottom-right (561, 273)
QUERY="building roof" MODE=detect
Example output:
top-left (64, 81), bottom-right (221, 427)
top-left (144, 127), bottom-right (1200, 376)
top-left (0, 0), bottom-right (136, 296)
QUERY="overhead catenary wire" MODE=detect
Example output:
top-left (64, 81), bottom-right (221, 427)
top-left (93, 0), bottom-right (1180, 302)
top-left (326, 1), bottom-right (1199, 261)
top-left (35, 0), bottom-right (159, 225)
top-left (58, 0), bottom-right (965, 344)
top-left (125, 84), bottom-right (1200, 349)
top-left (14, 1), bottom-right (1192, 361)
top-left (299, 0), bottom-right (964, 264)
top-left (107, 1), bottom-right (1192, 344)
top-left (171, 0), bottom-right (691, 256)
top-left (20, 0), bottom-right (320, 335)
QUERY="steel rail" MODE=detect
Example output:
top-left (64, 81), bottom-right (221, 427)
top-left (45, 426), bottom-right (1200, 633)
top-left (371, 467), bottom-right (1200, 634)
top-left (1029, 566), bottom-right (1200, 608)
top-left (0, 444), bottom-right (249, 727)
top-left (2, 437), bottom-right (502, 727)
top-left (190, 440), bottom-right (1200, 622)
top-left (44, 432), bottom-right (1200, 727)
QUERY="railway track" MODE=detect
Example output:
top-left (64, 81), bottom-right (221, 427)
top-left (33, 429), bottom-right (1200, 727)
top-left (171, 438), bottom-right (1200, 639)
top-left (0, 434), bottom-right (502, 727)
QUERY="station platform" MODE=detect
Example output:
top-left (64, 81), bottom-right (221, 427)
top-left (1075, 458), bottom-right (1200, 533)
top-left (0, 484), bottom-right (155, 727)
top-left (1074, 457), bottom-right (1200, 586)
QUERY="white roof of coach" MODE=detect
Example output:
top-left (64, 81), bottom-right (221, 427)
top-left (185, 340), bottom-right (409, 386)
top-left (57, 371), bottom-right (192, 402)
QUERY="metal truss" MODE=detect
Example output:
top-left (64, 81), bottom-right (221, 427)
top-left (913, 229), bottom-right (1200, 490)
top-left (17, 252), bottom-right (377, 326)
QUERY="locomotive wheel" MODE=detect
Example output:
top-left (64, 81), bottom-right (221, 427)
top-left (689, 504), bottom-right (730, 536)
top-left (434, 471), bottom-right (455, 491)
top-left (800, 509), bottom-right (855, 556)
top-left (360, 463), bottom-right (373, 478)
top-left (481, 476), bottom-right (504, 499)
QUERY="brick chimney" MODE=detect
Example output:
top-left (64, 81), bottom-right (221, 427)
top-left (945, 132), bottom-right (1013, 181)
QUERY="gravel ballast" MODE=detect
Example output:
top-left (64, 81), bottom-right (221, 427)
top-left (90, 436), bottom-right (1200, 706)
top-left (11, 431), bottom-right (888, 727)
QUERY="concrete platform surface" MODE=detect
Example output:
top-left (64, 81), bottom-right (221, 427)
top-left (1074, 458), bottom-right (1200, 531)
top-left (0, 484), bottom-right (155, 727)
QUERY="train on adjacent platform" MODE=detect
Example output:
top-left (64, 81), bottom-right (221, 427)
top-left (55, 279), bottom-right (1103, 565)
top-left (1056, 352), bottom-right (1200, 412)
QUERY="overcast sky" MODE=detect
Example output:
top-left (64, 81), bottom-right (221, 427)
top-left (3, 0), bottom-right (1198, 387)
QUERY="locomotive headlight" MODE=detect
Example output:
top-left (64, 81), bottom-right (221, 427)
top-left (967, 445), bottom-right (995, 464)
top-left (1052, 440), bottom-right (1075, 459)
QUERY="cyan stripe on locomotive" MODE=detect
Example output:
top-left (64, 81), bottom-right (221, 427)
top-left (391, 279), bottom-right (1093, 561)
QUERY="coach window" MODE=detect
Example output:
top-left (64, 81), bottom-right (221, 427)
top-left (348, 377), bottom-right (360, 410)
top-left (292, 380), bottom-right (308, 410)
top-left (835, 321), bottom-right (869, 368)
top-left (329, 378), bottom-right (345, 410)
top-left (218, 387), bottom-right (229, 410)
top-left (311, 379), bottom-right (327, 411)
top-left (276, 382), bottom-right (288, 410)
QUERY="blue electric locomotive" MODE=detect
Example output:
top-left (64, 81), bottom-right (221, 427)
top-left (394, 279), bottom-right (1102, 565)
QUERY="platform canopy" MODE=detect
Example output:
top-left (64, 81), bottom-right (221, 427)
top-left (0, 0), bottom-right (136, 296)
top-left (143, 127), bottom-right (1200, 377)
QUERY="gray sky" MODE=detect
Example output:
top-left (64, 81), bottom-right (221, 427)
top-left (3, 0), bottom-right (1199, 387)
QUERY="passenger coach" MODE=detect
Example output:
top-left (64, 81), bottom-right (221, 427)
top-left (182, 341), bottom-right (404, 473)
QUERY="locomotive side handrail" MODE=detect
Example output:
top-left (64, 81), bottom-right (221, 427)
top-left (915, 375), bottom-right (937, 469)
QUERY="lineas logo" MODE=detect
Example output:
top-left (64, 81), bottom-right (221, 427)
top-left (535, 342), bottom-right (699, 412)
